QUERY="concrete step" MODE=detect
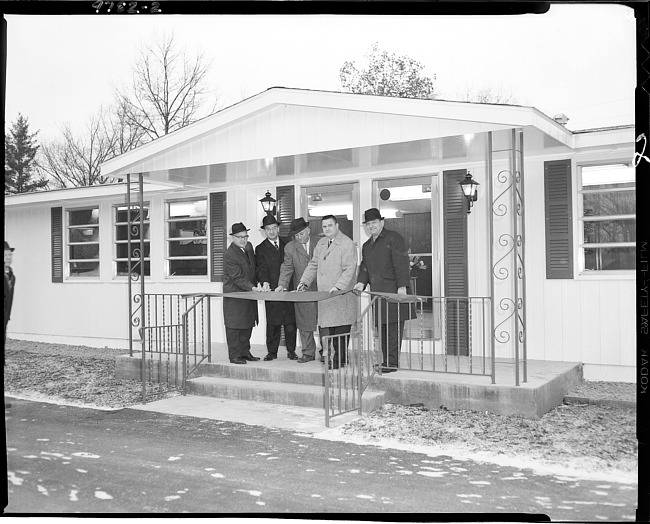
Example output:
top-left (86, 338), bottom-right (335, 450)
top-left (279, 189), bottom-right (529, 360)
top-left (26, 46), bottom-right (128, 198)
top-left (193, 361), bottom-right (327, 387)
top-left (186, 375), bottom-right (386, 412)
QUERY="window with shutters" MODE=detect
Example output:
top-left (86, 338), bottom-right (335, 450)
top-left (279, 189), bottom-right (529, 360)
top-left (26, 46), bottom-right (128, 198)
top-left (114, 204), bottom-right (150, 277)
top-left (67, 207), bottom-right (100, 278)
top-left (579, 163), bottom-right (635, 272)
top-left (166, 198), bottom-right (208, 277)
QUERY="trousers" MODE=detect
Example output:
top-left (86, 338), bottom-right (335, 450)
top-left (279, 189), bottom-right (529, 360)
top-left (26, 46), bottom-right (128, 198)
top-left (225, 327), bottom-right (253, 361)
top-left (320, 325), bottom-right (351, 365)
top-left (380, 321), bottom-right (405, 368)
top-left (266, 323), bottom-right (297, 356)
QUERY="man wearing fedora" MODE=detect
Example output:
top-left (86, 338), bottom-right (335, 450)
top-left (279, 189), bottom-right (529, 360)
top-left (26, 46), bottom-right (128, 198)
top-left (354, 208), bottom-right (414, 373)
top-left (223, 223), bottom-right (262, 364)
top-left (276, 217), bottom-right (321, 363)
top-left (4, 241), bottom-right (16, 348)
top-left (255, 215), bottom-right (297, 361)
top-left (298, 215), bottom-right (357, 369)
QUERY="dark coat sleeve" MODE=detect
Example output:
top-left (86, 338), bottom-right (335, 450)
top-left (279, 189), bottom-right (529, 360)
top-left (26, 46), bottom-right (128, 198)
top-left (389, 231), bottom-right (411, 289)
top-left (357, 240), bottom-right (371, 286)
top-left (255, 241), bottom-right (271, 284)
top-left (224, 246), bottom-right (255, 292)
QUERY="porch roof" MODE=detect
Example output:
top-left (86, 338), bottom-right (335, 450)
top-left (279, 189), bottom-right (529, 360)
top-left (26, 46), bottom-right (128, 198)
top-left (99, 87), bottom-right (583, 185)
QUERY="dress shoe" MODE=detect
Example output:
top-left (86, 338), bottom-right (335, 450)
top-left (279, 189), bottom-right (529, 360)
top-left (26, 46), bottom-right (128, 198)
top-left (263, 354), bottom-right (277, 361)
top-left (287, 353), bottom-right (298, 360)
top-left (381, 367), bottom-right (397, 374)
top-left (297, 355), bottom-right (315, 363)
top-left (230, 358), bottom-right (247, 364)
top-left (328, 362), bottom-right (346, 370)
top-left (320, 355), bottom-right (325, 363)
top-left (242, 355), bottom-right (260, 362)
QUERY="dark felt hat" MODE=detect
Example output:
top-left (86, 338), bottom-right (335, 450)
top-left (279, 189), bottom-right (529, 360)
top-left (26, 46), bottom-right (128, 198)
top-left (4, 241), bottom-right (14, 252)
top-left (363, 208), bottom-right (384, 223)
top-left (261, 215), bottom-right (280, 228)
top-left (229, 223), bottom-right (250, 236)
top-left (289, 217), bottom-right (310, 235)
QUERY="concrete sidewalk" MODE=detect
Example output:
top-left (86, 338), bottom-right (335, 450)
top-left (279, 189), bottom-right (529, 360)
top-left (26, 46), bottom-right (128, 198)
top-left (128, 394), bottom-right (360, 434)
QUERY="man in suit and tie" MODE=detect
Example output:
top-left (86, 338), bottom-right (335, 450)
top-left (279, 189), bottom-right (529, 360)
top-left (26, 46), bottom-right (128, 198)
top-left (223, 223), bottom-right (262, 365)
top-left (276, 217), bottom-right (321, 363)
top-left (298, 215), bottom-right (358, 369)
top-left (255, 215), bottom-right (298, 361)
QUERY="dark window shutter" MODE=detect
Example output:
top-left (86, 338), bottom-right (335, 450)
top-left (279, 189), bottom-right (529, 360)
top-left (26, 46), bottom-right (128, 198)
top-left (443, 170), bottom-right (469, 356)
top-left (276, 185), bottom-right (295, 238)
top-left (210, 192), bottom-right (227, 282)
top-left (51, 207), bottom-right (63, 282)
top-left (544, 160), bottom-right (573, 279)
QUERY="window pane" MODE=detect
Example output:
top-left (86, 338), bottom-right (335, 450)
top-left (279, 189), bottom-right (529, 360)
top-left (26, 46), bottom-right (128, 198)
top-left (375, 139), bottom-right (431, 165)
top-left (584, 247), bottom-right (635, 271)
top-left (168, 220), bottom-right (207, 239)
top-left (169, 200), bottom-right (207, 219)
top-left (304, 148), bottom-right (355, 172)
top-left (116, 223), bottom-right (150, 241)
top-left (69, 227), bottom-right (99, 243)
top-left (582, 164), bottom-right (634, 189)
top-left (169, 240), bottom-right (207, 257)
top-left (583, 191), bottom-right (635, 216)
top-left (117, 261), bottom-right (150, 277)
top-left (69, 208), bottom-right (99, 226)
top-left (115, 206), bottom-right (150, 223)
top-left (69, 244), bottom-right (99, 260)
top-left (583, 220), bottom-right (636, 244)
top-left (70, 261), bottom-right (100, 276)
top-left (169, 259), bottom-right (207, 276)
top-left (116, 243), bottom-right (151, 259)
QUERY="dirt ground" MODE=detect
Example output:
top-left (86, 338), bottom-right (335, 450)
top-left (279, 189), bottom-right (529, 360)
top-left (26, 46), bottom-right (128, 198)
top-left (4, 339), bottom-right (638, 478)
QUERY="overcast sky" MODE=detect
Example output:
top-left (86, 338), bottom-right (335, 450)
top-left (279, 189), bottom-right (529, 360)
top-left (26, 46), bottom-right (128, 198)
top-left (3, 3), bottom-right (636, 142)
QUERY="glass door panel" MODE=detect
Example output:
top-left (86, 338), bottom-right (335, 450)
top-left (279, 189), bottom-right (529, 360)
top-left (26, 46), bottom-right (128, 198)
top-left (301, 183), bottom-right (360, 245)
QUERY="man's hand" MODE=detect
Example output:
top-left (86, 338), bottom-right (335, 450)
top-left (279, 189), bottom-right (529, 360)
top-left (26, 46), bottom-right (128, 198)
top-left (329, 286), bottom-right (339, 293)
top-left (274, 285), bottom-right (285, 292)
top-left (353, 282), bottom-right (365, 294)
top-left (251, 284), bottom-right (263, 292)
top-left (262, 282), bottom-right (271, 292)
top-left (297, 282), bottom-right (307, 292)
top-left (397, 286), bottom-right (407, 295)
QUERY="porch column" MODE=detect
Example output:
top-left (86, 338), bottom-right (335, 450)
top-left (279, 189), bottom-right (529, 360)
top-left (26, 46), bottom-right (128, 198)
top-left (488, 129), bottom-right (528, 385)
top-left (126, 173), bottom-right (146, 359)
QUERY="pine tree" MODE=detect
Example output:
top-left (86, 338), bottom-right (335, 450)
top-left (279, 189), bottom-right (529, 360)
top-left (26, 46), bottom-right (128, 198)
top-left (5, 114), bottom-right (48, 194)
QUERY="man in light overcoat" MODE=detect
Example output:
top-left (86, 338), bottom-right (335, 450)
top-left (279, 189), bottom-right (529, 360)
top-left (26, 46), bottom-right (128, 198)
top-left (255, 215), bottom-right (297, 361)
top-left (298, 215), bottom-right (358, 369)
top-left (223, 223), bottom-right (262, 365)
top-left (354, 208), bottom-right (415, 373)
top-left (276, 217), bottom-right (321, 363)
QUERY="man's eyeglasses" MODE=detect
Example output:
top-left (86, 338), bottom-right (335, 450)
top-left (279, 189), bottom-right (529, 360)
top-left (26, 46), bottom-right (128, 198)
top-left (234, 235), bottom-right (249, 239)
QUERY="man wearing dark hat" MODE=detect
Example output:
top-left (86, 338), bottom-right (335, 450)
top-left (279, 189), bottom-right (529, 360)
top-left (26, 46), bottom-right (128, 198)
top-left (276, 217), bottom-right (321, 363)
top-left (4, 240), bottom-right (16, 353)
top-left (353, 208), bottom-right (414, 373)
top-left (223, 223), bottom-right (262, 364)
top-left (255, 215), bottom-right (297, 361)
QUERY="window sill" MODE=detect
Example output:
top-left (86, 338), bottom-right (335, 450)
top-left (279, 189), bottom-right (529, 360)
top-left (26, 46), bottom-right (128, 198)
top-left (576, 271), bottom-right (636, 281)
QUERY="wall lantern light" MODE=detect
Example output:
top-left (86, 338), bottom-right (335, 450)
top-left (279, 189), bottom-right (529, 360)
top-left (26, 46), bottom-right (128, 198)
top-left (459, 172), bottom-right (480, 214)
top-left (260, 190), bottom-right (277, 216)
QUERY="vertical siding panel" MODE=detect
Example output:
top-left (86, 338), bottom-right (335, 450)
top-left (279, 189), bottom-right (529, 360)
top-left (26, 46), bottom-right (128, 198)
top-left (599, 280), bottom-right (620, 365)
top-left (619, 282), bottom-right (636, 366)
top-left (580, 283), bottom-right (601, 365)
top-left (561, 281), bottom-right (583, 362)
top-left (543, 283), bottom-right (564, 361)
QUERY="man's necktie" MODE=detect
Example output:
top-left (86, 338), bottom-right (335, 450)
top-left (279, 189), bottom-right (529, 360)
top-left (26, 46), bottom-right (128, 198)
top-left (274, 241), bottom-right (279, 250)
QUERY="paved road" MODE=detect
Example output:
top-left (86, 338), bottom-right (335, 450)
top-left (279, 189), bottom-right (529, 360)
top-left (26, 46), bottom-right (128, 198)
top-left (4, 399), bottom-right (637, 518)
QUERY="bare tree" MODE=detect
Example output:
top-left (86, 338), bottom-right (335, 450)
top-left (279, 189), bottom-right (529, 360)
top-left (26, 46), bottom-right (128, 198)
top-left (340, 43), bottom-right (438, 99)
top-left (36, 112), bottom-right (115, 188)
top-left (455, 83), bottom-right (518, 105)
top-left (118, 32), bottom-right (218, 141)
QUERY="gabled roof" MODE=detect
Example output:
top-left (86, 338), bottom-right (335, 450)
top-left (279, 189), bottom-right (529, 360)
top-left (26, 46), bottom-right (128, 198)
top-left (100, 87), bottom-right (579, 179)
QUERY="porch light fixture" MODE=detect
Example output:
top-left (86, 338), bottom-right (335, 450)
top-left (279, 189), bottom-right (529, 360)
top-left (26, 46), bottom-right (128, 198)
top-left (259, 190), bottom-right (277, 216)
top-left (459, 172), bottom-right (479, 214)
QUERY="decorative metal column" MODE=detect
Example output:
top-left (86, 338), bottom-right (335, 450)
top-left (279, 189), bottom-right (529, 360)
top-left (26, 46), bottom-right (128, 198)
top-left (126, 173), bottom-right (146, 359)
top-left (488, 129), bottom-right (528, 385)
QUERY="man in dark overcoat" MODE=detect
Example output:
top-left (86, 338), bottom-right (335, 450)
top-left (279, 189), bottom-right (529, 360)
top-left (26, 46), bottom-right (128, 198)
top-left (276, 217), bottom-right (321, 363)
top-left (354, 208), bottom-right (414, 373)
top-left (223, 223), bottom-right (261, 364)
top-left (255, 215), bottom-right (297, 361)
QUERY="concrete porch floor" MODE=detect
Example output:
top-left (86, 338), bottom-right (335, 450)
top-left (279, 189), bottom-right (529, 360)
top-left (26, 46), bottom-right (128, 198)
top-left (118, 341), bottom-right (583, 422)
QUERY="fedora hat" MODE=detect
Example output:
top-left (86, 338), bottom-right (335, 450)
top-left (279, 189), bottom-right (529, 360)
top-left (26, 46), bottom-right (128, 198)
top-left (261, 215), bottom-right (280, 229)
top-left (4, 241), bottom-right (14, 252)
top-left (229, 222), bottom-right (250, 236)
top-left (362, 208), bottom-right (384, 223)
top-left (289, 217), bottom-right (310, 235)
